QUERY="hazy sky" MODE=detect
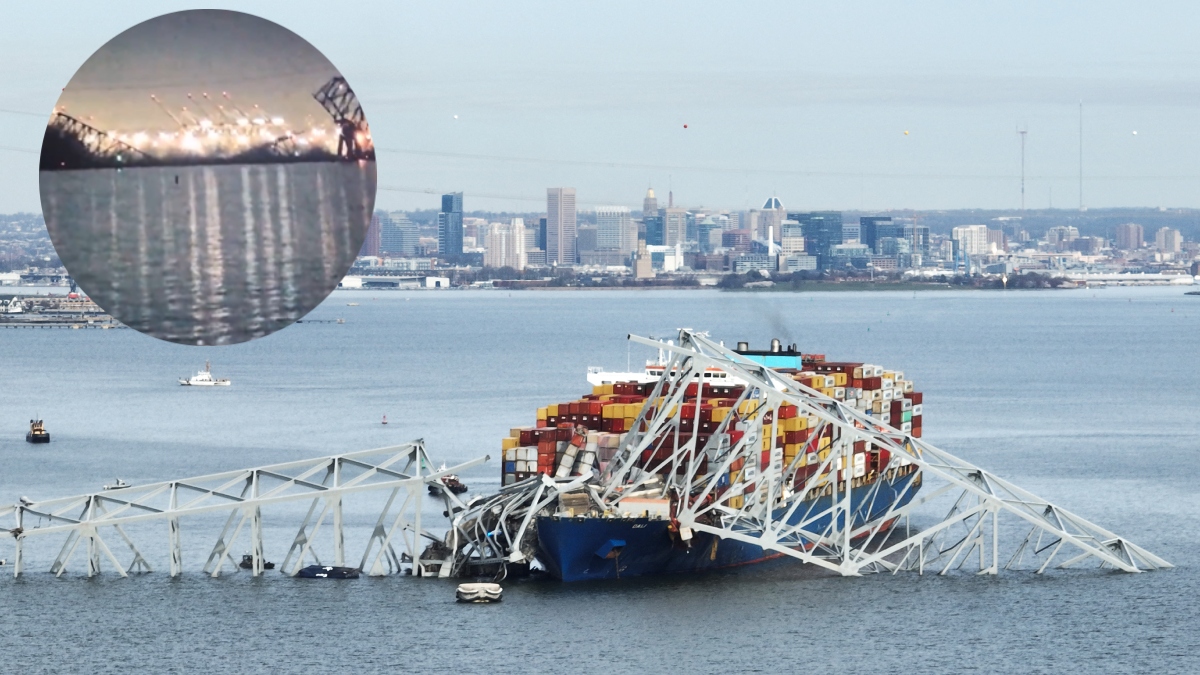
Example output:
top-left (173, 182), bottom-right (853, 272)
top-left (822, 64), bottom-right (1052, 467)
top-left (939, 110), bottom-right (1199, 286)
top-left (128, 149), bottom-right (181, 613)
top-left (3, 1), bottom-right (1200, 213)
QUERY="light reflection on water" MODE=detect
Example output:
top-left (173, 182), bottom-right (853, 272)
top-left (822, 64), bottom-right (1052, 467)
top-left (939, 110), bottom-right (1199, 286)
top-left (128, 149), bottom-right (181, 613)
top-left (41, 161), bottom-right (375, 345)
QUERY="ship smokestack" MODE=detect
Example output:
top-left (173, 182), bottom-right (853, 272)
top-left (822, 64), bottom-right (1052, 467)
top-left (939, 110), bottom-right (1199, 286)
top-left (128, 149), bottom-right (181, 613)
top-left (770, 338), bottom-right (781, 352)
top-left (736, 341), bottom-right (749, 352)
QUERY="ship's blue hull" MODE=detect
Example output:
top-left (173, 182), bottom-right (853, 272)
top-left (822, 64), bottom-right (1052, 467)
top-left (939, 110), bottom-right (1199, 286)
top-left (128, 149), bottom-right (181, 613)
top-left (537, 470), bottom-right (921, 581)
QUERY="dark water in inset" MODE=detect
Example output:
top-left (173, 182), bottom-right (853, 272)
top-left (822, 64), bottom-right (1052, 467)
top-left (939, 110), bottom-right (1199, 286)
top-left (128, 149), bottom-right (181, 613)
top-left (40, 162), bottom-right (375, 345)
top-left (0, 287), bottom-right (1197, 673)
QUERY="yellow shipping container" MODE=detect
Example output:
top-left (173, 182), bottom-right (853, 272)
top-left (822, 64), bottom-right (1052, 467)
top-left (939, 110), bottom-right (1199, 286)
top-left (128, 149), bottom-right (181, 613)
top-left (819, 436), bottom-right (831, 449)
top-left (501, 437), bottom-right (518, 450)
top-left (601, 405), bottom-right (617, 419)
top-left (548, 404), bottom-right (559, 417)
top-left (536, 407), bottom-right (548, 421)
top-left (712, 407), bottom-right (731, 422)
top-left (834, 373), bottom-right (848, 386)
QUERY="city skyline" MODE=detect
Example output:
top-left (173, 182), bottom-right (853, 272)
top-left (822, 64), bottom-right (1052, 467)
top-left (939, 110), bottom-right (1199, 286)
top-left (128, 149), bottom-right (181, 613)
top-left (4, 3), bottom-right (1200, 212)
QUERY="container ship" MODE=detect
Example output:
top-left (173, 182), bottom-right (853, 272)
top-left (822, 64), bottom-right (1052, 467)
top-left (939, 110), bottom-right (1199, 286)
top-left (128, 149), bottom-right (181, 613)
top-left (481, 339), bottom-right (924, 582)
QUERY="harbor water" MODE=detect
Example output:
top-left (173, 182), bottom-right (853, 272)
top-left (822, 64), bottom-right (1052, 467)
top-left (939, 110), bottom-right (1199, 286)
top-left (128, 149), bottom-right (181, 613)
top-left (0, 287), bottom-right (1197, 672)
top-left (39, 162), bottom-right (374, 346)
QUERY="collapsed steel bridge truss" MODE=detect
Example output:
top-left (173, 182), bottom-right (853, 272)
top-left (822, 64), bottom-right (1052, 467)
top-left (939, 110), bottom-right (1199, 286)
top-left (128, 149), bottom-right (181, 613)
top-left (450, 330), bottom-right (1169, 577)
top-left (1, 442), bottom-right (484, 578)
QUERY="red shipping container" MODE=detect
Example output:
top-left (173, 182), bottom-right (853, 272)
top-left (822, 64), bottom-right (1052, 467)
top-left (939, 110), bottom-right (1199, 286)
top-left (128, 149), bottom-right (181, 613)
top-left (905, 392), bottom-right (924, 404)
top-left (861, 376), bottom-right (882, 390)
top-left (779, 404), bottom-right (798, 420)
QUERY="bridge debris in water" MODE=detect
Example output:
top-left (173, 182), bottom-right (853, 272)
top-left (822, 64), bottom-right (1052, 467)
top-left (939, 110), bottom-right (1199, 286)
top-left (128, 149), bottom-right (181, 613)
top-left (1, 442), bottom-right (484, 578)
top-left (443, 330), bottom-right (1170, 579)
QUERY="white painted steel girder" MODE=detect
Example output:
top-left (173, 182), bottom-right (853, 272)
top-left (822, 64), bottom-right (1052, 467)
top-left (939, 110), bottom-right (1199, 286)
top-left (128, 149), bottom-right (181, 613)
top-left (2, 441), bottom-right (487, 579)
top-left (447, 329), bottom-right (1169, 578)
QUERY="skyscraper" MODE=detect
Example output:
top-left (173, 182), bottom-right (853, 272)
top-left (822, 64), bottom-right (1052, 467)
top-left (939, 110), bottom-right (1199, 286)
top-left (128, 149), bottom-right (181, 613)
top-left (1155, 227), bottom-right (1182, 253)
top-left (761, 197), bottom-right (785, 241)
top-left (952, 225), bottom-right (990, 256)
top-left (642, 188), bottom-right (658, 217)
top-left (361, 212), bottom-right (383, 257)
top-left (546, 187), bottom-right (577, 265)
top-left (596, 206), bottom-right (636, 254)
top-left (662, 207), bottom-right (687, 247)
top-left (643, 214), bottom-right (665, 246)
top-left (1115, 223), bottom-right (1144, 251)
top-left (437, 192), bottom-right (464, 257)
top-left (379, 213), bottom-right (418, 256)
top-left (859, 216), bottom-right (892, 252)
top-left (789, 211), bottom-right (843, 270)
top-left (483, 219), bottom-right (527, 270)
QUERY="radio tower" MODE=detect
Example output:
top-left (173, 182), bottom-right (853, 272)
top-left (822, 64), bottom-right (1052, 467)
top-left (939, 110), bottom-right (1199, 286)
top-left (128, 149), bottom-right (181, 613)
top-left (1018, 126), bottom-right (1027, 212)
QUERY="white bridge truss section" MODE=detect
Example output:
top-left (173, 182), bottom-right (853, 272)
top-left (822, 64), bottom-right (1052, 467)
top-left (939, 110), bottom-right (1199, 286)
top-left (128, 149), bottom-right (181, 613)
top-left (1, 442), bottom-right (486, 579)
top-left (599, 330), bottom-right (1171, 576)
top-left (450, 330), bottom-right (1170, 578)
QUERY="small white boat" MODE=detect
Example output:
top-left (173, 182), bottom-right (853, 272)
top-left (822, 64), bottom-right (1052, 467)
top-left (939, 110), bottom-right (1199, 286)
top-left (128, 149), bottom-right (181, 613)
top-left (103, 478), bottom-right (129, 490)
top-left (180, 361), bottom-right (230, 386)
top-left (456, 582), bottom-right (503, 603)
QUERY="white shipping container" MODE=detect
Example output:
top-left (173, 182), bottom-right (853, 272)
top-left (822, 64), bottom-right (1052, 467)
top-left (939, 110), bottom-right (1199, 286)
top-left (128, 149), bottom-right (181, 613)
top-left (504, 448), bottom-right (518, 462)
top-left (912, 404), bottom-right (923, 416)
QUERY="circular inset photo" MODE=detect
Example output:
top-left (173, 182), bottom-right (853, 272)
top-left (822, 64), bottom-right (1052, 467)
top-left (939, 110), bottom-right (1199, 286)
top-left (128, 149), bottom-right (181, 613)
top-left (39, 10), bottom-right (376, 345)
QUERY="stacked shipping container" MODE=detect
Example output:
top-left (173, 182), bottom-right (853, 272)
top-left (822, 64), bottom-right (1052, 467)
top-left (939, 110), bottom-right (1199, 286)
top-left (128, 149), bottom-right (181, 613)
top-left (499, 356), bottom-right (923, 504)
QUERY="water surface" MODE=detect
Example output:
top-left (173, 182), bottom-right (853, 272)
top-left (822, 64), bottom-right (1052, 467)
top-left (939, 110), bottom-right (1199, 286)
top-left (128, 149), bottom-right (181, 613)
top-left (0, 287), bottom-right (1196, 672)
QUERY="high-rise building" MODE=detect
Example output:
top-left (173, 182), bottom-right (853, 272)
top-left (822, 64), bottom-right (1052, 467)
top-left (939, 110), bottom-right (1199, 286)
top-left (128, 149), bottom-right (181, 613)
top-left (722, 229), bottom-right (752, 252)
top-left (379, 213), bottom-right (418, 256)
top-left (780, 220), bottom-right (805, 254)
top-left (697, 216), bottom-right (721, 253)
top-left (986, 228), bottom-right (1007, 253)
top-left (859, 216), bottom-right (892, 252)
top-left (952, 225), bottom-right (990, 256)
top-left (576, 226), bottom-right (598, 253)
top-left (841, 219), bottom-right (861, 244)
top-left (662, 207), bottom-right (688, 248)
top-left (596, 206), bottom-right (636, 254)
top-left (911, 225), bottom-right (931, 256)
top-left (1115, 223), bottom-right (1144, 251)
top-left (1155, 227), bottom-right (1182, 253)
top-left (789, 211), bottom-right (843, 270)
top-left (1046, 226), bottom-right (1079, 251)
top-left (361, 213), bottom-right (383, 257)
top-left (437, 192), bottom-right (464, 257)
top-left (643, 214), bottom-right (665, 246)
top-left (761, 197), bottom-right (785, 241)
top-left (546, 188), bottom-right (577, 265)
top-left (483, 219), bottom-right (527, 270)
top-left (642, 188), bottom-right (658, 218)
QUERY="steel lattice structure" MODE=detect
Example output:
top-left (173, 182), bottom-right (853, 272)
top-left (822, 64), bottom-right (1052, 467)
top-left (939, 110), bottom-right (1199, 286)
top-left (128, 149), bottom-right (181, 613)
top-left (1, 442), bottom-right (485, 578)
top-left (48, 113), bottom-right (147, 163)
top-left (447, 330), bottom-right (1170, 577)
top-left (312, 76), bottom-right (372, 161)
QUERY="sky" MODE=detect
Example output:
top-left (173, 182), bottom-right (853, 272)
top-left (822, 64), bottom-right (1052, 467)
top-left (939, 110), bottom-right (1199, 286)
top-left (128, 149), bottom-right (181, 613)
top-left (3, 1), bottom-right (1200, 213)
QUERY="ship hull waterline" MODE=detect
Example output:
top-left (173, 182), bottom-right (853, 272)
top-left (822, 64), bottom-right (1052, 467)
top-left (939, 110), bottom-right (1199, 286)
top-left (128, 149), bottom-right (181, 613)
top-left (536, 470), bottom-right (920, 582)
